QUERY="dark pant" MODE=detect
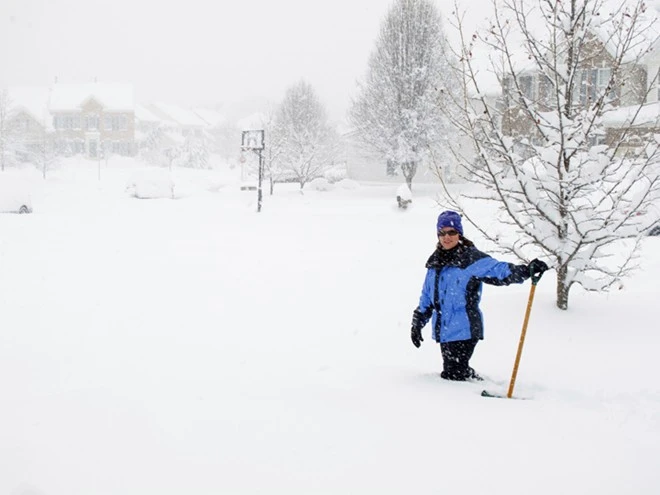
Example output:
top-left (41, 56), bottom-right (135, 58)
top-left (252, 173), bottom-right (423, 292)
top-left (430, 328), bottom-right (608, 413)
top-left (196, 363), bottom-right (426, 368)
top-left (440, 338), bottom-right (479, 381)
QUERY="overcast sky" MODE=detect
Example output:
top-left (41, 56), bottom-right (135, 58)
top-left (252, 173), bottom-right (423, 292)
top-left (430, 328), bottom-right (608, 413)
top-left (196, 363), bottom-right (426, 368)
top-left (1, 0), bottom-right (482, 122)
top-left (0, 0), bottom-right (390, 122)
top-left (2, 0), bottom-right (657, 123)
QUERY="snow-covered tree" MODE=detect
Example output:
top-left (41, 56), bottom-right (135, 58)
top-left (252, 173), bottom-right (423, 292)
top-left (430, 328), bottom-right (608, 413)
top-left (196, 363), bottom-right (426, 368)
top-left (442, 0), bottom-right (660, 309)
top-left (272, 80), bottom-right (337, 190)
top-left (140, 126), bottom-right (166, 166)
top-left (349, 0), bottom-right (457, 190)
top-left (254, 108), bottom-right (286, 195)
top-left (139, 127), bottom-right (204, 170)
top-left (177, 135), bottom-right (209, 169)
top-left (0, 89), bottom-right (17, 172)
top-left (29, 128), bottom-right (59, 179)
top-left (211, 121), bottom-right (241, 166)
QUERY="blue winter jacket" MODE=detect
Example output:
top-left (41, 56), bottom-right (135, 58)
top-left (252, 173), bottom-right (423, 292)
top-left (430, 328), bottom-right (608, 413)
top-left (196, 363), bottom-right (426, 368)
top-left (412, 242), bottom-right (530, 343)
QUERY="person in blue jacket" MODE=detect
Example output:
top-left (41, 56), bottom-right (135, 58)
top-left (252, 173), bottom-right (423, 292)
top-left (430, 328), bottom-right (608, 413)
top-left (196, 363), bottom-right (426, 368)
top-left (410, 210), bottom-right (548, 381)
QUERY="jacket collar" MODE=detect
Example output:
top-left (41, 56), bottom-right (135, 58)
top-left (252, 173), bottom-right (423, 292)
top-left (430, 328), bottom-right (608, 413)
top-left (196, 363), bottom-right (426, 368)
top-left (425, 243), bottom-right (472, 270)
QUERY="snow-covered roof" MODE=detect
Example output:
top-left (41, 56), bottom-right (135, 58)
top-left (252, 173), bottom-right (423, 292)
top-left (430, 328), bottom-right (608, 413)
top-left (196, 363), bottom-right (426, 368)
top-left (192, 107), bottom-right (225, 127)
top-left (6, 86), bottom-right (51, 124)
top-left (237, 112), bottom-right (268, 130)
top-left (49, 82), bottom-right (134, 112)
top-left (135, 104), bottom-right (161, 123)
top-left (602, 102), bottom-right (660, 127)
top-left (148, 102), bottom-right (207, 127)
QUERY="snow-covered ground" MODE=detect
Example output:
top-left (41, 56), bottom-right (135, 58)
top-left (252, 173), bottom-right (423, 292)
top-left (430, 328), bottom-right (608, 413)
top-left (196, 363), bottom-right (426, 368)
top-left (1, 158), bottom-right (659, 495)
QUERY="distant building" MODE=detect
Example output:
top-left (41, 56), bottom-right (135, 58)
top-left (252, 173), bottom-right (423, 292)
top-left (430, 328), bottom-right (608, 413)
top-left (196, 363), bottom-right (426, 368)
top-left (500, 31), bottom-right (659, 150)
top-left (5, 87), bottom-right (51, 159)
top-left (49, 82), bottom-right (135, 158)
top-left (6, 82), bottom-right (136, 159)
top-left (143, 102), bottom-right (207, 138)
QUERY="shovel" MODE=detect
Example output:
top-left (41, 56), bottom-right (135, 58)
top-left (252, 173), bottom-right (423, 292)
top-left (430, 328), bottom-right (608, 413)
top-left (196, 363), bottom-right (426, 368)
top-left (482, 267), bottom-right (544, 399)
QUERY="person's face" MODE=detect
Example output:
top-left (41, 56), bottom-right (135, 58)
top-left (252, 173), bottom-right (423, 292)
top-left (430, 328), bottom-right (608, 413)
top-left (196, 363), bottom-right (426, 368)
top-left (438, 227), bottom-right (460, 250)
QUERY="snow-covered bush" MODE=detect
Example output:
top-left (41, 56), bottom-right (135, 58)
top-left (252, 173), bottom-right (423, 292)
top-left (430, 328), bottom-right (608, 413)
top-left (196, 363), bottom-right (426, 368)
top-left (396, 183), bottom-right (412, 209)
top-left (336, 179), bottom-right (360, 190)
top-left (308, 177), bottom-right (333, 191)
top-left (324, 164), bottom-right (347, 183)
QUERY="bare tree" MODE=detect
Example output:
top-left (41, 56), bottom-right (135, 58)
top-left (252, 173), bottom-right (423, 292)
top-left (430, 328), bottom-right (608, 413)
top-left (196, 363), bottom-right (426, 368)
top-left (349, 0), bottom-right (457, 190)
top-left (272, 80), bottom-right (337, 190)
top-left (442, 0), bottom-right (660, 309)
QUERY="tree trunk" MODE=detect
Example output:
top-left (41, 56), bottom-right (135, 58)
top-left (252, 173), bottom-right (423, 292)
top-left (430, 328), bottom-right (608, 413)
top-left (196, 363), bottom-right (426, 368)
top-left (401, 161), bottom-right (417, 191)
top-left (556, 263), bottom-right (569, 310)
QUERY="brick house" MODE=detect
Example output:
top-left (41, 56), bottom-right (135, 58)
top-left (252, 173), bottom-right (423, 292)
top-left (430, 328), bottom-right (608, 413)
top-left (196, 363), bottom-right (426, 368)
top-left (5, 87), bottom-right (52, 158)
top-left (501, 32), bottom-right (658, 148)
top-left (49, 82), bottom-right (136, 158)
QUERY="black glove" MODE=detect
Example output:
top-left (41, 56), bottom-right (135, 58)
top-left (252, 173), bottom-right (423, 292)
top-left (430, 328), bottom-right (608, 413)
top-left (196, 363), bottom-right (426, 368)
top-left (411, 327), bottom-right (423, 348)
top-left (528, 258), bottom-right (549, 276)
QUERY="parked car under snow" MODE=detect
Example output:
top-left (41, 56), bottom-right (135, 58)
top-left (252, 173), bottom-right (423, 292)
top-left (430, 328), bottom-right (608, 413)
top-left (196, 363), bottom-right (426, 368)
top-left (126, 171), bottom-right (175, 199)
top-left (0, 178), bottom-right (33, 213)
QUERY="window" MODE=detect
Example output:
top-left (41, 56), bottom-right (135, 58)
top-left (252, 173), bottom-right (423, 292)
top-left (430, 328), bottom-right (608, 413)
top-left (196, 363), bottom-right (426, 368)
top-left (578, 69), bottom-right (597, 105)
top-left (110, 141), bottom-right (130, 155)
top-left (596, 68), bottom-right (611, 94)
top-left (577, 68), bottom-right (615, 106)
top-left (588, 134), bottom-right (606, 146)
top-left (104, 115), bottom-right (128, 131)
top-left (86, 115), bottom-right (99, 130)
top-left (519, 75), bottom-right (535, 100)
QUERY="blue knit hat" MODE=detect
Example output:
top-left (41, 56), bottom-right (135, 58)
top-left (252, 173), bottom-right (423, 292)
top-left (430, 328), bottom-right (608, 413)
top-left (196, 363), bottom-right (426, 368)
top-left (436, 210), bottom-right (463, 235)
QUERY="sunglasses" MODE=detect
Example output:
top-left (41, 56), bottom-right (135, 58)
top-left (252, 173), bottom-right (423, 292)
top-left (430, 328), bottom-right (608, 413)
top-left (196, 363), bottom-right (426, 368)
top-left (438, 229), bottom-right (459, 237)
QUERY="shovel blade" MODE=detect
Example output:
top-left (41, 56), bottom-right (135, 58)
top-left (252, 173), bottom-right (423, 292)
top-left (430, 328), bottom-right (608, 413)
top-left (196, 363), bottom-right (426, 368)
top-left (481, 390), bottom-right (528, 399)
top-left (481, 390), bottom-right (509, 398)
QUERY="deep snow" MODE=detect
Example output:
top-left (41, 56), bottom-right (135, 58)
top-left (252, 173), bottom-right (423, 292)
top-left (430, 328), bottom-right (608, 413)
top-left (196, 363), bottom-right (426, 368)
top-left (0, 158), bottom-right (659, 495)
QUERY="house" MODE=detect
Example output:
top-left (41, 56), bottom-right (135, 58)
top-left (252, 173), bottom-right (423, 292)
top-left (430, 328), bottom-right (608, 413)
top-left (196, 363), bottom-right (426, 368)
top-left (134, 103), bottom-right (183, 163)
top-left (49, 82), bottom-right (136, 158)
top-left (340, 129), bottom-right (444, 184)
top-left (192, 107), bottom-right (225, 128)
top-left (5, 87), bottom-right (52, 159)
top-left (143, 102), bottom-right (207, 138)
top-left (500, 30), bottom-right (659, 148)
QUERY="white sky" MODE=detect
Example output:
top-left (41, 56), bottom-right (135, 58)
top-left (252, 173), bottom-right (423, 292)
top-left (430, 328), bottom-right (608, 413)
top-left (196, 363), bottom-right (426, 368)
top-left (0, 0), bottom-right (491, 123)
top-left (3, 0), bottom-right (657, 123)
